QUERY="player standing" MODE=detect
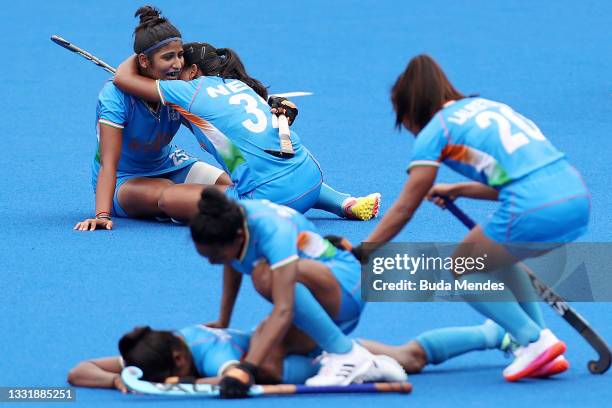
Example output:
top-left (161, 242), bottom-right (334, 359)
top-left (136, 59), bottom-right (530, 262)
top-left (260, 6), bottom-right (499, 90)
top-left (347, 54), bottom-right (590, 381)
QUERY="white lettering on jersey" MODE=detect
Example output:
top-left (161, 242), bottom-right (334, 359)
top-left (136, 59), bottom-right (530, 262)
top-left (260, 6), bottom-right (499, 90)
top-left (206, 84), bottom-right (231, 98)
top-left (229, 93), bottom-right (267, 133)
top-left (447, 99), bottom-right (496, 125)
top-left (226, 80), bottom-right (250, 93)
top-left (476, 105), bottom-right (546, 154)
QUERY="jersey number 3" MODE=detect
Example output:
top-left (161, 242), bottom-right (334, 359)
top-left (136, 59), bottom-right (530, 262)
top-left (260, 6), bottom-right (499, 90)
top-left (229, 93), bottom-right (267, 133)
top-left (476, 105), bottom-right (546, 154)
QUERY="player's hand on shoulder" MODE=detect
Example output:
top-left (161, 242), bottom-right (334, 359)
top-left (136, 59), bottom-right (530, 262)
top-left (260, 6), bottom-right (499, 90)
top-left (74, 217), bottom-right (113, 231)
top-left (267, 96), bottom-right (298, 126)
top-left (426, 183), bottom-right (457, 208)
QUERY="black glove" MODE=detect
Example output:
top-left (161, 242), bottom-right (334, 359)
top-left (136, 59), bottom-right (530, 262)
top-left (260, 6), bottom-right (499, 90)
top-left (267, 96), bottom-right (298, 125)
top-left (219, 362), bottom-right (256, 399)
top-left (324, 235), bottom-right (368, 264)
top-left (325, 234), bottom-right (352, 251)
top-left (350, 244), bottom-right (368, 264)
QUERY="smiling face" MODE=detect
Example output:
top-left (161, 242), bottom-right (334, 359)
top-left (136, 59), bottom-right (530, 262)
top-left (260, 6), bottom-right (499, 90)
top-left (138, 40), bottom-right (184, 80)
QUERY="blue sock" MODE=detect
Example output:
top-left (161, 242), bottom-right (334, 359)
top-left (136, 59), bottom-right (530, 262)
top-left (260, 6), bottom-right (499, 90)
top-left (292, 283), bottom-right (353, 354)
top-left (416, 320), bottom-right (505, 364)
top-left (519, 302), bottom-right (545, 328)
top-left (282, 355), bottom-right (320, 384)
top-left (489, 265), bottom-right (546, 329)
top-left (461, 271), bottom-right (541, 346)
top-left (313, 183), bottom-right (350, 217)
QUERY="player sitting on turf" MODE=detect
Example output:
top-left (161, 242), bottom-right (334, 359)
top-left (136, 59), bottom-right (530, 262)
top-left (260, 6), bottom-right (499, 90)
top-left (112, 39), bottom-right (380, 224)
top-left (76, 6), bottom-right (379, 231)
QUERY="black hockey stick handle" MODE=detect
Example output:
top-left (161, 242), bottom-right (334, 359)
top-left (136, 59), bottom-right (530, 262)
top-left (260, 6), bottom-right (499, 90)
top-left (50, 35), bottom-right (116, 74)
top-left (437, 195), bottom-right (611, 374)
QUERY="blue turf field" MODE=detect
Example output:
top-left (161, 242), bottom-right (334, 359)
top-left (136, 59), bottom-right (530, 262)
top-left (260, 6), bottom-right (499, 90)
top-left (1, 1), bottom-right (611, 406)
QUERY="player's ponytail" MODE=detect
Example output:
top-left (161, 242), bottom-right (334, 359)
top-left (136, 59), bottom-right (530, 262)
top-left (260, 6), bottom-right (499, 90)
top-left (391, 54), bottom-right (464, 134)
top-left (190, 187), bottom-right (244, 246)
top-left (183, 42), bottom-right (268, 99)
top-left (133, 5), bottom-right (182, 56)
top-left (118, 326), bottom-right (185, 382)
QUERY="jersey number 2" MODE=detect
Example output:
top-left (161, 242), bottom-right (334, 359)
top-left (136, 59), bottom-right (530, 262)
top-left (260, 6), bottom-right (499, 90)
top-left (476, 106), bottom-right (546, 154)
top-left (229, 93), bottom-right (267, 133)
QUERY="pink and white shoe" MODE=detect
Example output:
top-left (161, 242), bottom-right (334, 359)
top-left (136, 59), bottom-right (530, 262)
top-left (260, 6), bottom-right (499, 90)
top-left (503, 329), bottom-right (566, 382)
top-left (529, 355), bottom-right (569, 378)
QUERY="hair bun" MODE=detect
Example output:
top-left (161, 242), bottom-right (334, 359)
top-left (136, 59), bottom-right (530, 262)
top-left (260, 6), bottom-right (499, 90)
top-left (198, 187), bottom-right (228, 216)
top-left (135, 5), bottom-right (164, 25)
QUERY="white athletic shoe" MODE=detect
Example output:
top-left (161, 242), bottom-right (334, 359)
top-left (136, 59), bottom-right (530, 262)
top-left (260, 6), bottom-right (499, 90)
top-left (503, 329), bottom-right (566, 382)
top-left (305, 341), bottom-right (375, 386)
top-left (357, 354), bottom-right (408, 383)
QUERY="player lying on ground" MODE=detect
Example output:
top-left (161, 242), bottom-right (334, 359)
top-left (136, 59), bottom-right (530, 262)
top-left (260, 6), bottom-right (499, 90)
top-left (68, 319), bottom-right (563, 394)
top-left (67, 323), bottom-right (406, 393)
top-left (334, 54), bottom-right (589, 382)
top-left (112, 39), bottom-right (379, 225)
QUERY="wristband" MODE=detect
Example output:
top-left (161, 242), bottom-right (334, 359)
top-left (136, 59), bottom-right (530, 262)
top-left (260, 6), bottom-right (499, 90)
top-left (96, 211), bottom-right (111, 220)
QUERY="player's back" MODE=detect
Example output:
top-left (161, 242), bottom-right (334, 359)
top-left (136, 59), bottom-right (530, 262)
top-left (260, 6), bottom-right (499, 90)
top-left (432, 97), bottom-right (564, 186)
top-left (158, 77), bottom-right (309, 191)
top-left (178, 325), bottom-right (250, 377)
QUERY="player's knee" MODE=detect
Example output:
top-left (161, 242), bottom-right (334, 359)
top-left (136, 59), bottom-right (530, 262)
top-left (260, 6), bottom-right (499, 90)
top-left (157, 184), bottom-right (178, 214)
top-left (252, 262), bottom-right (272, 300)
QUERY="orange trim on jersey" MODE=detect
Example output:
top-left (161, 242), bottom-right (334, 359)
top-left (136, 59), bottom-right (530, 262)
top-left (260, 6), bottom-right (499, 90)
top-left (297, 231), bottom-right (310, 251)
top-left (440, 144), bottom-right (469, 162)
top-left (168, 103), bottom-right (216, 134)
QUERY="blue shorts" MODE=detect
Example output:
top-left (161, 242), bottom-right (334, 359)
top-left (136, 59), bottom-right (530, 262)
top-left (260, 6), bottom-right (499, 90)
top-left (225, 153), bottom-right (323, 213)
top-left (484, 159), bottom-right (590, 245)
top-left (112, 159), bottom-right (198, 218)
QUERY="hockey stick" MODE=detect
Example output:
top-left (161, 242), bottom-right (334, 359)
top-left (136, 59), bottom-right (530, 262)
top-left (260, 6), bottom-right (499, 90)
top-left (50, 35), bottom-right (116, 74)
top-left (437, 196), bottom-right (611, 374)
top-left (276, 114), bottom-right (295, 157)
top-left (121, 366), bottom-right (412, 397)
top-left (50, 35), bottom-right (313, 100)
top-left (270, 91), bottom-right (313, 98)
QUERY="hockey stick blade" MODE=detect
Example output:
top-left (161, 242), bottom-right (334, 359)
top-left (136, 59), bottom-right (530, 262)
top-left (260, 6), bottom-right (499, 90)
top-left (121, 366), bottom-right (412, 397)
top-left (269, 91), bottom-right (314, 98)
